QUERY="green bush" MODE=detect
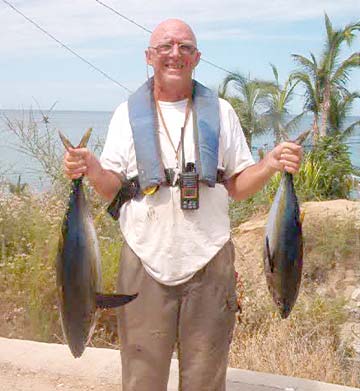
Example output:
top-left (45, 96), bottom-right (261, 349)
top-left (229, 135), bottom-right (353, 225)
top-left (229, 190), bottom-right (270, 227)
top-left (265, 135), bottom-right (353, 203)
top-left (305, 136), bottom-right (353, 199)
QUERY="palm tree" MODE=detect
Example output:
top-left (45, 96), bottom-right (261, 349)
top-left (264, 64), bottom-right (305, 144)
top-left (319, 15), bottom-right (360, 136)
top-left (328, 90), bottom-right (360, 139)
top-left (219, 72), bottom-right (271, 149)
top-left (291, 54), bottom-right (321, 140)
top-left (292, 14), bottom-right (360, 138)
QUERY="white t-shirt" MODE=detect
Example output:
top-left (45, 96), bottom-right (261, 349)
top-left (100, 97), bottom-right (254, 286)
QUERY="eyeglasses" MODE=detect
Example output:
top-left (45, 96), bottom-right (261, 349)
top-left (149, 42), bottom-right (197, 56)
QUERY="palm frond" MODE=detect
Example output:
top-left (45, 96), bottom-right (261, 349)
top-left (284, 112), bottom-right (307, 134)
top-left (324, 13), bottom-right (334, 42)
top-left (339, 119), bottom-right (360, 140)
top-left (290, 72), bottom-right (319, 113)
top-left (270, 63), bottom-right (279, 86)
top-left (292, 54), bottom-right (317, 78)
top-left (331, 52), bottom-right (360, 85)
top-left (342, 20), bottom-right (360, 46)
top-left (328, 89), bottom-right (360, 136)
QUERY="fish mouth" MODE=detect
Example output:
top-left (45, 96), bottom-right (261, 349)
top-left (279, 300), bottom-right (292, 319)
top-left (70, 344), bottom-right (85, 359)
top-left (280, 308), bottom-right (291, 319)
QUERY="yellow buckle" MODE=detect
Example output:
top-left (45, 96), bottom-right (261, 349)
top-left (143, 185), bottom-right (159, 196)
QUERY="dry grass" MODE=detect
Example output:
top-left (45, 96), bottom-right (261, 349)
top-left (229, 200), bottom-right (360, 387)
top-left (229, 295), bottom-right (360, 386)
top-left (0, 186), bottom-right (122, 346)
top-left (1, 189), bottom-right (359, 387)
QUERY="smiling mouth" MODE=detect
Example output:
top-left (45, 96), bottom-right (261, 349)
top-left (165, 64), bottom-right (184, 69)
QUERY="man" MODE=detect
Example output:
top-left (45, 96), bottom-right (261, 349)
top-left (64, 19), bottom-right (302, 391)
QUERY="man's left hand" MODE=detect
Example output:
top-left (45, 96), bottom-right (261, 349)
top-left (265, 142), bottom-right (303, 175)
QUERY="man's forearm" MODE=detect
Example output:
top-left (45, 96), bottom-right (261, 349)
top-left (226, 140), bottom-right (303, 201)
top-left (226, 159), bottom-right (278, 201)
top-left (87, 164), bottom-right (122, 202)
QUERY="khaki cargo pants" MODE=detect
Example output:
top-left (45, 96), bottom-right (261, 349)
top-left (116, 240), bottom-right (238, 391)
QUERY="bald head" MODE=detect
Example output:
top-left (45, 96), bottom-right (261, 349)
top-left (146, 18), bottom-right (201, 101)
top-left (150, 19), bottom-right (197, 47)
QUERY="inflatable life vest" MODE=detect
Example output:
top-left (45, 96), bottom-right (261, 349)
top-left (107, 78), bottom-right (223, 220)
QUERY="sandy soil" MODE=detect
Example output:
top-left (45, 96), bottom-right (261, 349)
top-left (0, 363), bottom-right (119, 391)
top-left (1, 199), bottom-right (359, 390)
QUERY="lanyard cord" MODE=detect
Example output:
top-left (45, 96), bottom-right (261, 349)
top-left (155, 98), bottom-right (192, 166)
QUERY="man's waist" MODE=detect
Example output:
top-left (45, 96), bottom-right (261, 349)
top-left (107, 167), bottom-right (226, 220)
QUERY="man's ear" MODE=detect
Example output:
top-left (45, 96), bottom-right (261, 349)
top-left (145, 49), bottom-right (152, 65)
top-left (194, 50), bottom-right (201, 67)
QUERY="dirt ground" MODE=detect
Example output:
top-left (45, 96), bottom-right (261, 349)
top-left (1, 200), bottom-right (359, 390)
top-left (0, 363), bottom-right (119, 391)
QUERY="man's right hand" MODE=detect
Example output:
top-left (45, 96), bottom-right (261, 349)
top-left (63, 147), bottom-right (122, 201)
top-left (63, 147), bottom-right (100, 181)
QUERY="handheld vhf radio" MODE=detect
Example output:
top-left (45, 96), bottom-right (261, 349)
top-left (179, 124), bottom-right (199, 210)
top-left (179, 163), bottom-right (199, 210)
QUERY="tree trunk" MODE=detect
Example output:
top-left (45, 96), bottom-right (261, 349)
top-left (275, 122), bottom-right (281, 144)
top-left (320, 83), bottom-right (331, 137)
top-left (312, 115), bottom-right (319, 144)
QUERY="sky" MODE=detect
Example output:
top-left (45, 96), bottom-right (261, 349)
top-left (1, 0), bottom-right (359, 114)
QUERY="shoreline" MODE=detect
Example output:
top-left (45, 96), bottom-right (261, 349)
top-left (1, 109), bottom-right (360, 191)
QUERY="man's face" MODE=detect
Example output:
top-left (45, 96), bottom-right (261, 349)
top-left (146, 21), bottom-right (201, 87)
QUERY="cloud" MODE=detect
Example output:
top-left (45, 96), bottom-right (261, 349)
top-left (1, 0), bottom-right (359, 55)
top-left (1, 0), bottom-right (359, 111)
top-left (0, 0), bottom-right (148, 55)
top-left (197, 28), bottom-right (323, 42)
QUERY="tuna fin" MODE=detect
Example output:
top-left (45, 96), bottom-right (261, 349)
top-left (265, 236), bottom-right (275, 273)
top-left (58, 128), bottom-right (92, 151)
top-left (300, 210), bottom-right (305, 224)
top-left (294, 129), bottom-right (311, 145)
top-left (59, 131), bottom-right (75, 151)
top-left (95, 293), bottom-right (138, 309)
top-left (279, 128), bottom-right (310, 145)
top-left (78, 128), bottom-right (92, 148)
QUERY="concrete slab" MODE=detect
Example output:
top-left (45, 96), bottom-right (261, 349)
top-left (0, 338), bottom-right (358, 391)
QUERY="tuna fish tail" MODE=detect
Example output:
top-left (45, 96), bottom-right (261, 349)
top-left (59, 128), bottom-right (93, 151)
top-left (59, 131), bottom-right (74, 150)
top-left (95, 292), bottom-right (138, 309)
top-left (294, 129), bottom-right (311, 145)
top-left (278, 129), bottom-right (311, 146)
top-left (78, 128), bottom-right (92, 148)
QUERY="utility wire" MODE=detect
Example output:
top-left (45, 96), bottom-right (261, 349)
top-left (93, 0), bottom-right (308, 99)
top-left (3, 0), bottom-right (306, 98)
top-left (4, 0), bottom-right (239, 95)
top-left (94, 0), bottom-right (152, 34)
top-left (2, 0), bottom-right (132, 93)
top-left (94, 0), bottom-right (237, 76)
top-left (0, 0), bottom-right (347, 103)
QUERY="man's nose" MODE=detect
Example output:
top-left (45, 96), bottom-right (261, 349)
top-left (169, 43), bottom-right (180, 56)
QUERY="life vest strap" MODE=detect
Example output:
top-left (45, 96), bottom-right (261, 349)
top-left (107, 169), bottom-right (225, 220)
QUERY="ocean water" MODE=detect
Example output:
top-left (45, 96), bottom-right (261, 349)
top-left (0, 110), bottom-right (113, 191)
top-left (0, 109), bottom-right (359, 191)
